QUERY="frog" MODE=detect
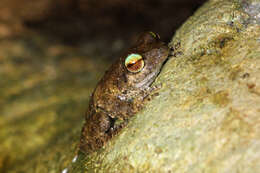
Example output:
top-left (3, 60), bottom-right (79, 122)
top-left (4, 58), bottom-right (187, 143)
top-left (79, 32), bottom-right (169, 154)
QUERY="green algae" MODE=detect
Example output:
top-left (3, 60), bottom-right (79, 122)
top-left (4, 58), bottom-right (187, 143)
top-left (0, 33), bottom-right (110, 172)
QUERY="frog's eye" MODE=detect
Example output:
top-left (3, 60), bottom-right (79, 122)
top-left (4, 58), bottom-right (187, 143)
top-left (125, 53), bottom-right (144, 73)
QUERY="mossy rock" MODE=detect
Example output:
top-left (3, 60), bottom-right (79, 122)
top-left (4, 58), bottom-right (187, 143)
top-left (77, 0), bottom-right (260, 172)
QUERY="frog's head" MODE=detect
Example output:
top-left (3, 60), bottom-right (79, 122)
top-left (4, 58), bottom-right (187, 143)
top-left (123, 32), bottom-right (169, 88)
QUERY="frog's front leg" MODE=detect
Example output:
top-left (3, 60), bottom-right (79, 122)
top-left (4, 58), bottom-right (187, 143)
top-left (125, 83), bottom-right (163, 117)
top-left (138, 83), bottom-right (163, 101)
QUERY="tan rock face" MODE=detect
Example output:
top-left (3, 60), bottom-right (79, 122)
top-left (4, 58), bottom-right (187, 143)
top-left (0, 0), bottom-right (53, 21)
top-left (0, 0), bottom-right (54, 38)
top-left (80, 0), bottom-right (260, 172)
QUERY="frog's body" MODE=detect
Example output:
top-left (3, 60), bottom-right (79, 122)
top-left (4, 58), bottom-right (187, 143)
top-left (80, 32), bottom-right (169, 154)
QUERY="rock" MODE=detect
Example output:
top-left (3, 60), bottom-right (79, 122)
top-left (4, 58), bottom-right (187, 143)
top-left (0, 0), bottom-right (53, 21)
top-left (78, 0), bottom-right (260, 172)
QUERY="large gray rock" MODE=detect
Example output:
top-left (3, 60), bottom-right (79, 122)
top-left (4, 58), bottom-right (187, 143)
top-left (80, 0), bottom-right (260, 172)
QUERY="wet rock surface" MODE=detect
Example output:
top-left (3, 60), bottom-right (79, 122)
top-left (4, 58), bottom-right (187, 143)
top-left (78, 0), bottom-right (260, 172)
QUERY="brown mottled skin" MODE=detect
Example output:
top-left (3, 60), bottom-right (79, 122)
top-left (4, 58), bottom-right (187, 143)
top-left (79, 32), bottom-right (169, 154)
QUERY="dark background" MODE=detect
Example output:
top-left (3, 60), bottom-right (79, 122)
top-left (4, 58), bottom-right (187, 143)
top-left (0, 0), bottom-right (206, 55)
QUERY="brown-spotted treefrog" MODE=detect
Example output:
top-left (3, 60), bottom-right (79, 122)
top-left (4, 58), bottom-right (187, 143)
top-left (79, 32), bottom-right (169, 154)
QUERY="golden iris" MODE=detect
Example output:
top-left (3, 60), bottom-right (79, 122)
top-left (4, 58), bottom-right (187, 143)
top-left (125, 53), bottom-right (144, 73)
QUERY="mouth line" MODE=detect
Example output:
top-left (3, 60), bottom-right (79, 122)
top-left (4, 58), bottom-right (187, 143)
top-left (134, 54), bottom-right (170, 88)
top-left (148, 54), bottom-right (171, 87)
top-left (135, 70), bottom-right (159, 88)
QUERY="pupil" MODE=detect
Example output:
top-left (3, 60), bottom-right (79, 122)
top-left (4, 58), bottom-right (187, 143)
top-left (127, 59), bottom-right (142, 71)
top-left (124, 53), bottom-right (144, 72)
